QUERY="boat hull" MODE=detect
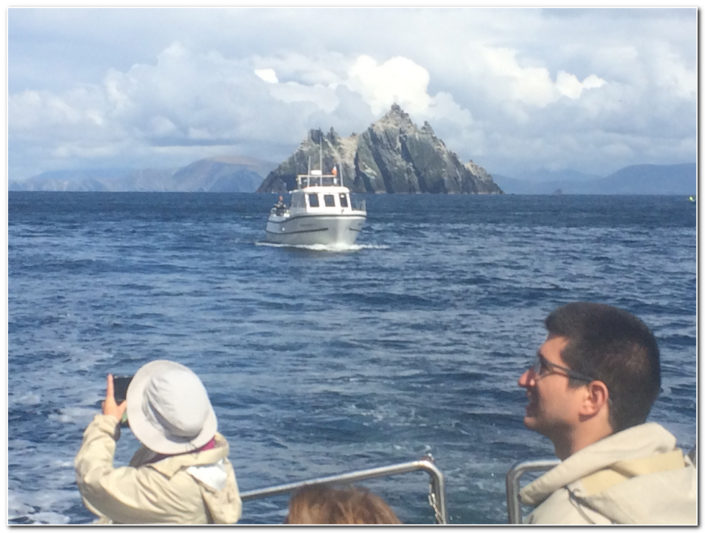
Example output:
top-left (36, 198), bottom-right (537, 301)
top-left (265, 213), bottom-right (366, 246)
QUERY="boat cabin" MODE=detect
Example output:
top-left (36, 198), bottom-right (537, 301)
top-left (289, 169), bottom-right (359, 212)
top-left (291, 189), bottom-right (351, 210)
top-left (296, 169), bottom-right (340, 189)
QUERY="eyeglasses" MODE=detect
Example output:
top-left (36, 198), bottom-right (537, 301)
top-left (530, 354), bottom-right (596, 382)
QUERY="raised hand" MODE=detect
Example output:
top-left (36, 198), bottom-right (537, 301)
top-left (103, 373), bottom-right (128, 422)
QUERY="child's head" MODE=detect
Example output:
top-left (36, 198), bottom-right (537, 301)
top-left (285, 484), bottom-right (401, 525)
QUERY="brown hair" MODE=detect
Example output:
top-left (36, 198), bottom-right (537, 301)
top-left (285, 484), bottom-right (401, 525)
top-left (545, 302), bottom-right (661, 432)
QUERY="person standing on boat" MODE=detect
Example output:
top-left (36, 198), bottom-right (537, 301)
top-left (74, 360), bottom-right (242, 524)
top-left (517, 302), bottom-right (695, 524)
top-left (274, 195), bottom-right (287, 215)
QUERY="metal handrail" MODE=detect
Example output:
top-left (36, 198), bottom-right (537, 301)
top-left (506, 444), bottom-right (697, 524)
top-left (239, 454), bottom-right (447, 524)
top-left (505, 458), bottom-right (559, 524)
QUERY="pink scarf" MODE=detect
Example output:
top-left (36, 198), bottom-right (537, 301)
top-left (147, 437), bottom-right (216, 464)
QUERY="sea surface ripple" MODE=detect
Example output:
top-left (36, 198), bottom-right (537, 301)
top-left (8, 192), bottom-right (696, 524)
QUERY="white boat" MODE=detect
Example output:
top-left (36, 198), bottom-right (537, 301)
top-left (265, 165), bottom-right (366, 247)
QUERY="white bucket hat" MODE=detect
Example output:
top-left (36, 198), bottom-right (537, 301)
top-left (126, 360), bottom-right (217, 455)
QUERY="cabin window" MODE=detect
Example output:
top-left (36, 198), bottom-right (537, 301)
top-left (292, 194), bottom-right (305, 208)
top-left (324, 194), bottom-right (336, 207)
top-left (339, 193), bottom-right (349, 208)
top-left (308, 193), bottom-right (319, 207)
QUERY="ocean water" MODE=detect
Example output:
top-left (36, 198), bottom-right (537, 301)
top-left (8, 192), bottom-right (697, 525)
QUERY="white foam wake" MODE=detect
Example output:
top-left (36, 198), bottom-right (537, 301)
top-left (255, 241), bottom-right (389, 252)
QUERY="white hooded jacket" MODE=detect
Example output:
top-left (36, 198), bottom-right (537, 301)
top-left (75, 413), bottom-right (242, 524)
top-left (519, 422), bottom-right (696, 524)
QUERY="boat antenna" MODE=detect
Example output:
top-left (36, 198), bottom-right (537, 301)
top-left (319, 138), bottom-right (323, 173)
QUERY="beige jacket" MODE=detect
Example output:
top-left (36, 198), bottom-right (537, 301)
top-left (75, 414), bottom-right (242, 524)
top-left (520, 422), bottom-right (696, 525)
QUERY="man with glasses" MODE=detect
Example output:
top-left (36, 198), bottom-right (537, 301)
top-left (516, 302), bottom-right (695, 524)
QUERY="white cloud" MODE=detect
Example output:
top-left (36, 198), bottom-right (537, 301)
top-left (268, 81), bottom-right (339, 113)
top-left (10, 86), bottom-right (111, 139)
top-left (148, 115), bottom-right (178, 137)
top-left (346, 55), bottom-right (431, 116)
top-left (477, 46), bottom-right (607, 108)
top-left (480, 47), bottom-right (555, 108)
top-left (253, 52), bottom-right (344, 86)
top-left (255, 68), bottom-right (278, 84)
top-left (556, 71), bottom-right (606, 99)
top-left (650, 42), bottom-right (696, 100)
top-left (555, 72), bottom-right (583, 99)
top-left (582, 75), bottom-right (606, 90)
top-left (7, 8), bottom-right (697, 179)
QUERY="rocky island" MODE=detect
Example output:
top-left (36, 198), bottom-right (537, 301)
top-left (257, 104), bottom-right (503, 194)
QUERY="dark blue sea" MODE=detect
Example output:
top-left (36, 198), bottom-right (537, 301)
top-left (8, 192), bottom-right (697, 525)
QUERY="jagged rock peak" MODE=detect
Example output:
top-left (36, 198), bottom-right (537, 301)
top-left (257, 104), bottom-right (504, 195)
top-left (377, 103), bottom-right (414, 129)
top-left (421, 121), bottom-right (435, 136)
top-left (303, 127), bottom-right (342, 147)
top-left (304, 128), bottom-right (325, 143)
top-left (327, 127), bottom-right (340, 143)
top-left (388, 102), bottom-right (407, 118)
top-left (465, 160), bottom-right (494, 183)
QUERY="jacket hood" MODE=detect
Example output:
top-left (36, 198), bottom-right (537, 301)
top-left (188, 458), bottom-right (242, 523)
top-left (147, 433), bottom-right (242, 524)
top-left (520, 423), bottom-right (696, 524)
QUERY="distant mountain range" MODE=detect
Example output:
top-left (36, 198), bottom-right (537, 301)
top-left (11, 159), bottom-right (695, 196)
top-left (9, 105), bottom-right (696, 197)
top-left (9, 156), bottom-right (267, 193)
top-left (494, 163), bottom-right (696, 195)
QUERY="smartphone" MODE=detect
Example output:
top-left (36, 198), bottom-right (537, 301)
top-left (112, 375), bottom-right (133, 427)
top-left (113, 375), bottom-right (133, 404)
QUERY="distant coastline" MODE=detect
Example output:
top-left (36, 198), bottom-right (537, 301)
top-left (9, 161), bottom-right (695, 196)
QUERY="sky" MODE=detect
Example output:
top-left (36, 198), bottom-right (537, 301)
top-left (7, 6), bottom-right (698, 181)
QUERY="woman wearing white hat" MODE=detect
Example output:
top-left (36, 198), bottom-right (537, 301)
top-left (75, 360), bottom-right (242, 524)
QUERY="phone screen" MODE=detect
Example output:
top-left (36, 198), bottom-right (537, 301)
top-left (113, 376), bottom-right (133, 404)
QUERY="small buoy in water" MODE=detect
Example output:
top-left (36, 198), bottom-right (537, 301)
top-left (688, 195), bottom-right (695, 202)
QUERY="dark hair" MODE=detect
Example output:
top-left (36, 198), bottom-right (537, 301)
top-left (545, 302), bottom-right (661, 432)
top-left (285, 484), bottom-right (401, 525)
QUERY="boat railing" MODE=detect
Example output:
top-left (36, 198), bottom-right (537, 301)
top-left (297, 173), bottom-right (340, 188)
top-left (269, 206), bottom-right (289, 216)
top-left (239, 454), bottom-right (447, 524)
top-left (505, 458), bottom-right (559, 524)
top-left (506, 444), bottom-right (696, 524)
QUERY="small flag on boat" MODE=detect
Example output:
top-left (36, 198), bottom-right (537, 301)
top-left (331, 166), bottom-right (337, 176)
